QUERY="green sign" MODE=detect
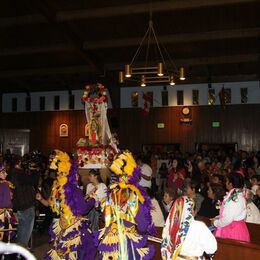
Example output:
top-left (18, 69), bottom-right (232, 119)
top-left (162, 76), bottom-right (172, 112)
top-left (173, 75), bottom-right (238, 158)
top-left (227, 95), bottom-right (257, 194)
top-left (157, 123), bottom-right (165, 129)
top-left (212, 121), bottom-right (220, 128)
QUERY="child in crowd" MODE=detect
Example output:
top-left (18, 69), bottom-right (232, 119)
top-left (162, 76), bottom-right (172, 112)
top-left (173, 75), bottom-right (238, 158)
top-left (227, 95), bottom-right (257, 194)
top-left (159, 187), bottom-right (176, 220)
top-left (146, 188), bottom-right (165, 227)
top-left (183, 180), bottom-right (204, 213)
top-left (245, 190), bottom-right (260, 224)
top-left (85, 169), bottom-right (107, 231)
top-left (250, 175), bottom-right (260, 195)
top-left (253, 187), bottom-right (260, 210)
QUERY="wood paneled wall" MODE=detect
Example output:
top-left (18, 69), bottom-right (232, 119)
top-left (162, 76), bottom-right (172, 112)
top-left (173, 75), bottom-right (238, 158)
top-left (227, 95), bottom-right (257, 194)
top-left (119, 105), bottom-right (260, 153)
top-left (0, 110), bottom-right (87, 154)
top-left (0, 104), bottom-right (260, 154)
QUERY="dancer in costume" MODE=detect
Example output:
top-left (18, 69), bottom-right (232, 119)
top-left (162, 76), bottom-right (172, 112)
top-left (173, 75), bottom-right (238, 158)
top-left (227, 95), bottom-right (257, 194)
top-left (0, 162), bottom-right (15, 242)
top-left (161, 196), bottom-right (217, 260)
top-left (95, 150), bottom-right (155, 260)
top-left (212, 171), bottom-right (250, 242)
top-left (37, 150), bottom-right (97, 260)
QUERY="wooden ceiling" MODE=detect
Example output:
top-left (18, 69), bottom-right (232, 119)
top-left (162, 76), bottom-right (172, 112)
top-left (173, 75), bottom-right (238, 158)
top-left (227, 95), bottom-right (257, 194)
top-left (0, 0), bottom-right (259, 95)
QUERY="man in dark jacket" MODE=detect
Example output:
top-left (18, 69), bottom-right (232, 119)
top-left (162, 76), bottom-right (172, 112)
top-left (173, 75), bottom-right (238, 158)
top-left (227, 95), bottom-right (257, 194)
top-left (10, 157), bottom-right (39, 247)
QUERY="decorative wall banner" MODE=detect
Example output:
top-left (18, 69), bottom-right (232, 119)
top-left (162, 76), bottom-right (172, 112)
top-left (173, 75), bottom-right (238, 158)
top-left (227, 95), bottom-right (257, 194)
top-left (59, 124), bottom-right (68, 137)
top-left (180, 107), bottom-right (192, 125)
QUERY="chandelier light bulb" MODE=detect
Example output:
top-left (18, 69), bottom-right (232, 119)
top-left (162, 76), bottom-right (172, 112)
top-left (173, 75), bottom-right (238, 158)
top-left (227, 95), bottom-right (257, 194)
top-left (180, 67), bottom-right (185, 80)
top-left (157, 62), bottom-right (164, 76)
top-left (141, 75), bottom-right (146, 87)
top-left (125, 64), bottom-right (132, 78)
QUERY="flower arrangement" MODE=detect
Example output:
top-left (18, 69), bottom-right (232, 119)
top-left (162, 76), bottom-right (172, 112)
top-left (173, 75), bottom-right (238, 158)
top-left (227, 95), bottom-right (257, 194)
top-left (81, 83), bottom-right (108, 103)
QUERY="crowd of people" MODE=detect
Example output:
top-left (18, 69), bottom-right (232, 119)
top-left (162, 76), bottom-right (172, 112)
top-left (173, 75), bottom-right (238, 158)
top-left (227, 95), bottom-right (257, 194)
top-left (0, 147), bottom-right (259, 259)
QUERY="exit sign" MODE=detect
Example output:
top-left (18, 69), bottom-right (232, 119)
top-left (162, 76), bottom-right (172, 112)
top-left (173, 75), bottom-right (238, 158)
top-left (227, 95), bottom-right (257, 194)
top-left (157, 123), bottom-right (165, 129)
top-left (212, 121), bottom-right (220, 128)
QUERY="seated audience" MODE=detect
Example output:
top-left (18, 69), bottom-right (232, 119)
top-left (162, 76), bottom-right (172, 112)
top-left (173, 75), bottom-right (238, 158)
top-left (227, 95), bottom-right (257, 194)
top-left (158, 162), bottom-right (168, 194)
top-left (167, 158), bottom-right (186, 193)
top-left (183, 180), bottom-right (204, 213)
top-left (146, 188), bottom-right (165, 227)
top-left (211, 174), bottom-right (225, 186)
top-left (245, 189), bottom-right (260, 224)
top-left (253, 186), bottom-right (260, 210)
top-left (250, 175), bottom-right (260, 195)
top-left (159, 187), bottom-right (176, 220)
top-left (136, 156), bottom-right (153, 190)
top-left (198, 183), bottom-right (226, 218)
top-left (212, 172), bottom-right (250, 242)
top-left (161, 196), bottom-right (217, 259)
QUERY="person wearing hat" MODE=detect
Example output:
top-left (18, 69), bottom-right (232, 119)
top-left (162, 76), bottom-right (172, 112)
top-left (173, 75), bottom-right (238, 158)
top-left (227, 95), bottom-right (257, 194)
top-left (0, 162), bottom-right (15, 242)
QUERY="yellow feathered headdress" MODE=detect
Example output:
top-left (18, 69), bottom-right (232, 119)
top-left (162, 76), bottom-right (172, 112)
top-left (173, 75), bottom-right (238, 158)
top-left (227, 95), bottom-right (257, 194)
top-left (49, 150), bottom-right (74, 223)
top-left (110, 150), bottom-right (137, 179)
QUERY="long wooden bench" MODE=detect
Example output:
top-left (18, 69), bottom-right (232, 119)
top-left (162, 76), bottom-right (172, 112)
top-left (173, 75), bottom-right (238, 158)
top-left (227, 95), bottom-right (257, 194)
top-left (215, 238), bottom-right (260, 260)
top-left (196, 215), bottom-right (260, 244)
top-left (150, 221), bottom-right (260, 260)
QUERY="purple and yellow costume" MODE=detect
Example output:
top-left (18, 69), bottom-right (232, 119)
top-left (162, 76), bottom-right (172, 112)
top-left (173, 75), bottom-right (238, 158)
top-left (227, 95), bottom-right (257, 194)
top-left (0, 161), bottom-right (15, 242)
top-left (0, 179), bottom-right (15, 242)
top-left (45, 150), bottom-right (96, 260)
top-left (95, 151), bottom-right (155, 260)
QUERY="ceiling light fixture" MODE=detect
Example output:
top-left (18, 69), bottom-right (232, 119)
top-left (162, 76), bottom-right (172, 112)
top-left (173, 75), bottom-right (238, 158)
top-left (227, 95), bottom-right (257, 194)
top-left (119, 13), bottom-right (186, 87)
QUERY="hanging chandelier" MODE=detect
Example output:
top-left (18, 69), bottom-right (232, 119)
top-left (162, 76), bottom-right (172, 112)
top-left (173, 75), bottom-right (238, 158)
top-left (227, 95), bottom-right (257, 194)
top-left (119, 17), bottom-right (186, 87)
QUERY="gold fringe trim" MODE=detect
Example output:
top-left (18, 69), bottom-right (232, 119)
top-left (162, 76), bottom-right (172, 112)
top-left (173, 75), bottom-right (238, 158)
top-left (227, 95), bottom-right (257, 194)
top-left (100, 223), bottom-right (143, 246)
top-left (136, 247), bottom-right (149, 258)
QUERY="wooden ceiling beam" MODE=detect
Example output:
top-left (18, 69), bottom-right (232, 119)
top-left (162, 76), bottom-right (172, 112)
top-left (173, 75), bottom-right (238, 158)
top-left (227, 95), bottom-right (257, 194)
top-left (105, 54), bottom-right (258, 70)
top-left (84, 28), bottom-right (260, 49)
top-left (0, 54), bottom-right (257, 79)
top-left (0, 65), bottom-right (94, 78)
top-left (0, 44), bottom-right (73, 56)
top-left (1, 27), bottom-right (259, 56)
top-left (187, 73), bottom-right (259, 83)
top-left (0, 0), bottom-right (256, 27)
top-left (0, 15), bottom-right (46, 28)
top-left (57, 0), bottom-right (257, 21)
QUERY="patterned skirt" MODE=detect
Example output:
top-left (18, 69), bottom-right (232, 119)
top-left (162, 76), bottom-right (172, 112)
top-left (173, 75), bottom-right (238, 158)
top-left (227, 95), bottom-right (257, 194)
top-left (95, 222), bottom-right (154, 260)
top-left (0, 208), bottom-right (16, 242)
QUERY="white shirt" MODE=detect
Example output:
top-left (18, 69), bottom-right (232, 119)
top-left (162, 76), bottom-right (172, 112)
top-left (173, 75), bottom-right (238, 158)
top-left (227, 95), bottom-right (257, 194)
top-left (251, 184), bottom-right (259, 195)
top-left (181, 220), bottom-right (217, 257)
top-left (86, 182), bottom-right (107, 202)
top-left (214, 191), bottom-right (247, 227)
top-left (150, 198), bottom-right (165, 227)
top-left (139, 163), bottom-right (152, 188)
top-left (246, 202), bottom-right (260, 224)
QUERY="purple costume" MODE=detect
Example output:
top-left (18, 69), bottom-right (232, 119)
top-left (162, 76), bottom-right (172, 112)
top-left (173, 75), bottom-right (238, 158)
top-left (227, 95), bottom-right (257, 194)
top-left (0, 180), bottom-right (15, 242)
top-left (45, 150), bottom-right (97, 260)
top-left (94, 151), bottom-right (155, 260)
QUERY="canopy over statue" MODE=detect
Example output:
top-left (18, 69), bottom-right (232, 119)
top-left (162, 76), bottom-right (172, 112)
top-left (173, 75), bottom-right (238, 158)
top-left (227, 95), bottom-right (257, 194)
top-left (76, 83), bottom-right (118, 169)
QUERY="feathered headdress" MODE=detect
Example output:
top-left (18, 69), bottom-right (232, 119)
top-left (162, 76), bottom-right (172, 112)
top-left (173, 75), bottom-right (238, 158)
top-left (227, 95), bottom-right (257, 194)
top-left (109, 150), bottom-right (137, 183)
top-left (49, 150), bottom-right (75, 223)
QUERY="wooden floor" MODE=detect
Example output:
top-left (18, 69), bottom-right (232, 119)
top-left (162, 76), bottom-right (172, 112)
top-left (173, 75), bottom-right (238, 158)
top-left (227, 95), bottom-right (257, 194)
top-left (32, 232), bottom-right (50, 259)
